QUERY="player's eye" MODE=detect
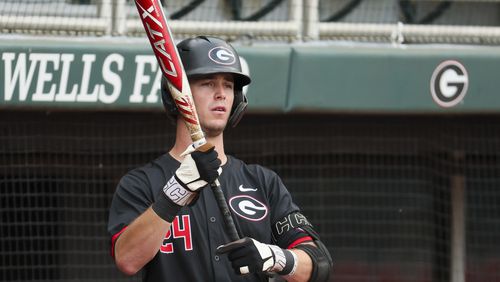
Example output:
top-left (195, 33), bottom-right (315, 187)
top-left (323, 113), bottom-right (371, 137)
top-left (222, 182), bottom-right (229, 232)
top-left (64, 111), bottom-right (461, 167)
top-left (224, 82), bottom-right (234, 89)
top-left (201, 81), bottom-right (214, 87)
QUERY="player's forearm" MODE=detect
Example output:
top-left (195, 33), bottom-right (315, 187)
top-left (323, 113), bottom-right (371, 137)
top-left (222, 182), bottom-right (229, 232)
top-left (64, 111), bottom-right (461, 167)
top-left (114, 207), bottom-right (171, 275)
top-left (282, 248), bottom-right (313, 282)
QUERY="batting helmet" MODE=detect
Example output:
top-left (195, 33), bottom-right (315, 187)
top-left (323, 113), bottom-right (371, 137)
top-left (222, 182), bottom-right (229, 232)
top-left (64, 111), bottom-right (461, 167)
top-left (161, 36), bottom-right (251, 128)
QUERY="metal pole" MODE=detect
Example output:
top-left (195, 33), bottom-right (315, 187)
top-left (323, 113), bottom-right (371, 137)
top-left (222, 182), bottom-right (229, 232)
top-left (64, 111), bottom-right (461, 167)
top-left (303, 0), bottom-right (319, 41)
top-left (450, 174), bottom-right (466, 282)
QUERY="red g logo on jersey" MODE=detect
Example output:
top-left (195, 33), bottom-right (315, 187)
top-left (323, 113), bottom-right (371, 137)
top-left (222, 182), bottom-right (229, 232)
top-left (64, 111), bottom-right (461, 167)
top-left (229, 195), bottom-right (268, 221)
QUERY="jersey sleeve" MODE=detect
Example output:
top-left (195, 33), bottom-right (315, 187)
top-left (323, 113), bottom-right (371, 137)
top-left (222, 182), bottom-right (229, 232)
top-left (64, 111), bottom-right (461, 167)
top-left (263, 169), bottom-right (313, 248)
top-left (107, 168), bottom-right (155, 254)
top-left (266, 171), bottom-right (299, 223)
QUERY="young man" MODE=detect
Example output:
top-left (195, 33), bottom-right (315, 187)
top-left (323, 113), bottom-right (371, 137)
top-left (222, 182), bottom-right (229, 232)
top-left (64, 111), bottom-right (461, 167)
top-left (108, 36), bottom-right (332, 282)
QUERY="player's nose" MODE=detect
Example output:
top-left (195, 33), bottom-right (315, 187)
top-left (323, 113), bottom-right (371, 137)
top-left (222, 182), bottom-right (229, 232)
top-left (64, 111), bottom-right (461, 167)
top-left (214, 83), bottom-right (227, 100)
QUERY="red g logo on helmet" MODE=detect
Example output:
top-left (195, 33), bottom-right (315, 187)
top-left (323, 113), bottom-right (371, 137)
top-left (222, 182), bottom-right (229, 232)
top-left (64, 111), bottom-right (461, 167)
top-left (208, 47), bottom-right (236, 65)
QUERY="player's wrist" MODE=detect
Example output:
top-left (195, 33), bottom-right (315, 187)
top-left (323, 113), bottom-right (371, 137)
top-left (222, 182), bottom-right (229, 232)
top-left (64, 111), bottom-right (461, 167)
top-left (152, 175), bottom-right (196, 222)
top-left (165, 175), bottom-right (197, 206)
top-left (268, 245), bottom-right (297, 275)
top-left (277, 249), bottom-right (298, 276)
top-left (151, 190), bottom-right (182, 222)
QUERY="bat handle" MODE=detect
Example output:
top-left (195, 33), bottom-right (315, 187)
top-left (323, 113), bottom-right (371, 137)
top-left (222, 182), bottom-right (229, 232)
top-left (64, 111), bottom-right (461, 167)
top-left (191, 137), bottom-right (207, 150)
top-left (211, 179), bottom-right (240, 242)
top-left (193, 142), bottom-right (240, 241)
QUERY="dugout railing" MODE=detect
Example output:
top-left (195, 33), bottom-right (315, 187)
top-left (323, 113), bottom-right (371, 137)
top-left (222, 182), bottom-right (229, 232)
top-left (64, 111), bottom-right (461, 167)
top-left (2, 0), bottom-right (500, 44)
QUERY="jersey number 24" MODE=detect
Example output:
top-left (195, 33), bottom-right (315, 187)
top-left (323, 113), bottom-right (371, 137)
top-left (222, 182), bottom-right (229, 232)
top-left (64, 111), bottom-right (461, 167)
top-left (160, 215), bottom-right (193, 253)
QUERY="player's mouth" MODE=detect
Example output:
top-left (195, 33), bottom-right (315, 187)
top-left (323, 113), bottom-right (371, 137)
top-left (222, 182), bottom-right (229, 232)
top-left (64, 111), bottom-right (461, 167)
top-left (211, 106), bottom-right (227, 113)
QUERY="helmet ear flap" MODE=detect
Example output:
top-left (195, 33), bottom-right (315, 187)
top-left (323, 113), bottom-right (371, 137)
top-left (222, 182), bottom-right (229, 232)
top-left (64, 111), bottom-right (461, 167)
top-left (228, 89), bottom-right (248, 128)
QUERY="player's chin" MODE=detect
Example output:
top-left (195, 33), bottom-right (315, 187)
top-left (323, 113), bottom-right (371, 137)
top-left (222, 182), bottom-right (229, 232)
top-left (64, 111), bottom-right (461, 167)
top-left (210, 113), bottom-right (230, 126)
top-left (202, 121), bottom-right (228, 136)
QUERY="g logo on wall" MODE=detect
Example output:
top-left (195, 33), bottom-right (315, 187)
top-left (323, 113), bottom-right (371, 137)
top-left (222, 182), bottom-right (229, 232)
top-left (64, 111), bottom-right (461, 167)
top-left (208, 47), bottom-right (236, 65)
top-left (430, 60), bottom-right (469, 107)
top-left (229, 195), bottom-right (268, 221)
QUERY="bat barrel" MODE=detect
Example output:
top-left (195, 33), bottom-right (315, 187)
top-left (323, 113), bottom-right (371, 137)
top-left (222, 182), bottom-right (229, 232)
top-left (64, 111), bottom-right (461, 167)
top-left (135, 0), bottom-right (240, 243)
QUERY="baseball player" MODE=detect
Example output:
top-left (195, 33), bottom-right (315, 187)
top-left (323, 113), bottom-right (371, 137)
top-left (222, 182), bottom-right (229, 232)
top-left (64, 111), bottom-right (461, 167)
top-left (107, 36), bottom-right (332, 282)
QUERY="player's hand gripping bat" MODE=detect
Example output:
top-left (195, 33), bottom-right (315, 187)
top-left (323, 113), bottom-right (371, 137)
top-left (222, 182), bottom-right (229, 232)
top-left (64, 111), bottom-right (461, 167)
top-left (134, 0), bottom-right (240, 242)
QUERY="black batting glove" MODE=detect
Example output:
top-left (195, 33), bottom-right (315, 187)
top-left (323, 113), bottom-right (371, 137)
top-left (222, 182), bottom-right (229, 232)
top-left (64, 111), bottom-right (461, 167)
top-left (216, 237), bottom-right (298, 276)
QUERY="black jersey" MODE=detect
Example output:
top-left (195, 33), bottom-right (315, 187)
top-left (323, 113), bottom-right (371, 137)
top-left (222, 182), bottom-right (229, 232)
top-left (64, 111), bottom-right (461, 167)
top-left (108, 153), bottom-right (308, 282)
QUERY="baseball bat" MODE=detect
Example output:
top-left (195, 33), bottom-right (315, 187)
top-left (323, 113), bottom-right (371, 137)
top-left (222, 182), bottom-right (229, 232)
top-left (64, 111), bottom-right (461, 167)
top-left (134, 0), bottom-right (240, 242)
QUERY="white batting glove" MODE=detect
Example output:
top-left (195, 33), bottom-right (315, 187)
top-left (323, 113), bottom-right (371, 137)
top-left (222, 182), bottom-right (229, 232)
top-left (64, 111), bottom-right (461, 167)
top-left (166, 145), bottom-right (221, 206)
top-left (152, 145), bottom-right (221, 222)
top-left (217, 237), bottom-right (298, 276)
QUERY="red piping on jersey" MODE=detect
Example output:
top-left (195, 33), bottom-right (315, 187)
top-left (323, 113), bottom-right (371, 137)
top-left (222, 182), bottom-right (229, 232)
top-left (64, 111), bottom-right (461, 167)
top-left (288, 236), bottom-right (313, 249)
top-left (110, 226), bottom-right (128, 258)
